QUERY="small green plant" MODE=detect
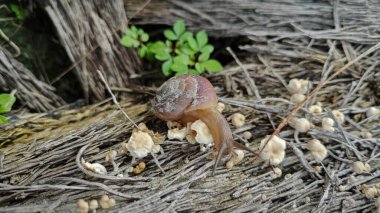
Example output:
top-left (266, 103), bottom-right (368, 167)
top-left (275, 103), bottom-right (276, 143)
top-left (0, 93), bottom-right (16, 123)
top-left (10, 4), bottom-right (26, 21)
top-left (121, 20), bottom-right (223, 76)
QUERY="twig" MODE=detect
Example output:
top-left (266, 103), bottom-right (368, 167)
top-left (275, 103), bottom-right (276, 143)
top-left (97, 70), bottom-right (139, 129)
top-left (326, 109), bottom-right (363, 161)
top-left (76, 143), bottom-right (151, 181)
top-left (227, 47), bottom-right (277, 130)
top-left (0, 29), bottom-right (20, 57)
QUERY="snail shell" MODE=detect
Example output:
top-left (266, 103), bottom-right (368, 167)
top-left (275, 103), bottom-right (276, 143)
top-left (152, 75), bottom-right (218, 121)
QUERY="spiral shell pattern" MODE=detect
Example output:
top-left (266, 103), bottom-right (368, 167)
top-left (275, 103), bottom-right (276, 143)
top-left (152, 75), bottom-right (217, 121)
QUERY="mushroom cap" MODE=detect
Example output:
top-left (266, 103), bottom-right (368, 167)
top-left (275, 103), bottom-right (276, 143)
top-left (152, 75), bottom-right (218, 121)
top-left (127, 131), bottom-right (154, 158)
top-left (191, 120), bottom-right (214, 145)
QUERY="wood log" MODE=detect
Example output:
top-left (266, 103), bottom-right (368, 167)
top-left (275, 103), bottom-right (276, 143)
top-left (0, 46), bottom-right (65, 112)
top-left (126, 0), bottom-right (380, 44)
top-left (45, 0), bottom-right (143, 102)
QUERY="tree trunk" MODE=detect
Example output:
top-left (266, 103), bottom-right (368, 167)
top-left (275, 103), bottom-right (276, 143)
top-left (0, 46), bottom-right (65, 112)
top-left (45, 0), bottom-right (143, 102)
top-left (126, 0), bottom-right (380, 44)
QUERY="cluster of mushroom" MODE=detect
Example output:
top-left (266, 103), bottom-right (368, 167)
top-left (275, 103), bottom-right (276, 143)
top-left (347, 161), bottom-right (380, 200)
top-left (286, 78), bottom-right (344, 162)
top-left (81, 123), bottom-right (164, 177)
top-left (77, 195), bottom-right (116, 213)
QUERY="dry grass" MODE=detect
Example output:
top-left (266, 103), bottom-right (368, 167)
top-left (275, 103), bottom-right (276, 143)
top-left (1, 0), bottom-right (380, 212)
top-left (1, 35), bottom-right (379, 212)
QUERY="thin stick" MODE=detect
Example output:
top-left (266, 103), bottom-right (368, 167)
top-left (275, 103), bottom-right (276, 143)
top-left (226, 47), bottom-right (276, 130)
top-left (261, 41), bottom-right (380, 153)
top-left (97, 70), bottom-right (139, 129)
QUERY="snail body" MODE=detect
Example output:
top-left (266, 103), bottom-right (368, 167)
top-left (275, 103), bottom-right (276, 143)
top-left (153, 74), bottom-right (256, 175)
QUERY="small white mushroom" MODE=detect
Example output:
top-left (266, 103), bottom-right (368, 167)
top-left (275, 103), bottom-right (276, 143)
top-left (259, 135), bottom-right (286, 165)
top-left (352, 161), bottom-right (365, 174)
top-left (243, 131), bottom-right (252, 140)
top-left (307, 139), bottom-right (327, 161)
top-left (166, 121), bottom-right (182, 129)
top-left (126, 130), bottom-right (154, 158)
top-left (152, 144), bottom-right (161, 154)
top-left (287, 79), bottom-right (309, 95)
top-left (284, 173), bottom-right (292, 180)
top-left (304, 197), bottom-right (311, 204)
top-left (361, 131), bottom-right (372, 139)
top-left (216, 102), bottom-right (225, 113)
top-left (82, 159), bottom-right (107, 175)
top-left (105, 150), bottom-right (117, 162)
top-left (272, 167), bottom-right (282, 178)
top-left (190, 120), bottom-right (214, 145)
top-left (314, 166), bottom-right (322, 173)
top-left (77, 199), bottom-right (89, 213)
top-left (231, 113), bottom-right (245, 128)
top-left (309, 105), bottom-right (323, 115)
top-left (226, 149), bottom-right (245, 169)
top-left (322, 117), bottom-right (335, 132)
top-left (167, 127), bottom-right (187, 140)
top-left (290, 94), bottom-right (306, 104)
top-left (332, 110), bottom-right (345, 124)
top-left (366, 107), bottom-right (380, 118)
top-left (99, 195), bottom-right (116, 209)
top-left (364, 162), bottom-right (371, 173)
top-left (348, 175), bottom-right (356, 183)
top-left (289, 117), bottom-right (311, 133)
top-left (89, 200), bottom-right (99, 211)
top-left (364, 187), bottom-right (378, 199)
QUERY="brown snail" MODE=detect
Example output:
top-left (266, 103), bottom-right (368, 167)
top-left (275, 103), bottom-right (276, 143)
top-left (152, 74), bottom-right (256, 175)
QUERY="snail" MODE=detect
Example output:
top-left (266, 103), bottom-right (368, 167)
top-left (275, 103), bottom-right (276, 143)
top-left (152, 74), bottom-right (256, 175)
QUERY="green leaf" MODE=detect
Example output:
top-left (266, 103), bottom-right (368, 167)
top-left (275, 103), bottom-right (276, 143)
top-left (195, 63), bottom-right (205, 73)
top-left (165, 40), bottom-right (172, 49)
top-left (120, 36), bottom-right (139, 48)
top-left (146, 43), bottom-right (155, 60)
top-left (148, 41), bottom-right (166, 53)
top-left (202, 59), bottom-right (223, 72)
top-left (170, 63), bottom-right (188, 74)
top-left (173, 20), bottom-right (185, 36)
top-left (180, 45), bottom-right (196, 56)
top-left (200, 44), bottom-right (214, 54)
top-left (198, 53), bottom-right (210, 62)
top-left (0, 115), bottom-right (8, 123)
top-left (131, 26), bottom-right (138, 32)
top-left (178, 32), bottom-right (193, 45)
top-left (10, 4), bottom-right (25, 21)
top-left (196, 31), bottom-right (208, 48)
top-left (155, 52), bottom-right (171, 61)
top-left (162, 60), bottom-right (172, 76)
top-left (187, 36), bottom-right (198, 51)
top-left (139, 46), bottom-right (147, 58)
top-left (164, 30), bottom-right (178, 41)
top-left (173, 54), bottom-right (190, 66)
top-left (140, 33), bottom-right (149, 42)
top-left (188, 69), bottom-right (200, 75)
top-left (0, 94), bottom-right (16, 114)
top-left (126, 28), bottom-right (138, 39)
top-left (137, 29), bottom-right (144, 35)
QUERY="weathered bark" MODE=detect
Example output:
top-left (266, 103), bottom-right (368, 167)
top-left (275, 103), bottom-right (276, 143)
top-left (0, 46), bottom-right (65, 112)
top-left (45, 0), bottom-right (142, 102)
top-left (126, 0), bottom-right (380, 44)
